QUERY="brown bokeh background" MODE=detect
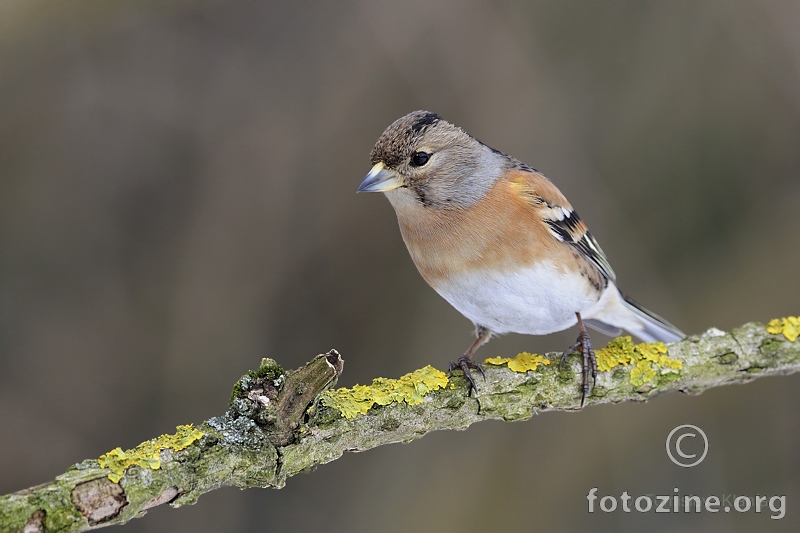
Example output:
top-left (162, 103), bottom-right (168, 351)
top-left (2, 1), bottom-right (799, 531)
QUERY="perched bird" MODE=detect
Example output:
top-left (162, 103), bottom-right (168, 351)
top-left (358, 111), bottom-right (684, 406)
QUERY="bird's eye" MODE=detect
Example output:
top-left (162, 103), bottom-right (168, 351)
top-left (410, 151), bottom-right (430, 167)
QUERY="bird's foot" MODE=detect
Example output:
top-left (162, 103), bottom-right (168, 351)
top-left (449, 356), bottom-right (486, 396)
top-left (559, 329), bottom-right (597, 408)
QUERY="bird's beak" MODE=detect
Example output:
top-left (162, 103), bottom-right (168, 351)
top-left (357, 162), bottom-right (403, 193)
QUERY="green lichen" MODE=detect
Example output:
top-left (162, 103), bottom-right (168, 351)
top-left (596, 336), bottom-right (682, 387)
top-left (766, 316), bottom-right (799, 342)
top-left (247, 358), bottom-right (285, 381)
top-left (484, 352), bottom-right (550, 372)
top-left (230, 358), bottom-right (286, 404)
top-left (230, 382), bottom-right (246, 404)
top-left (97, 424), bottom-right (204, 483)
top-left (320, 366), bottom-right (449, 419)
top-left (715, 351), bottom-right (738, 364)
top-left (760, 337), bottom-right (781, 353)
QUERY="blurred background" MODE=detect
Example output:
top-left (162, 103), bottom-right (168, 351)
top-left (2, 1), bottom-right (799, 531)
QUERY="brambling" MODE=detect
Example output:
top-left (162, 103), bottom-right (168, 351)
top-left (358, 111), bottom-right (685, 406)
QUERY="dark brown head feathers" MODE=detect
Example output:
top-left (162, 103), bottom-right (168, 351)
top-left (369, 111), bottom-right (441, 168)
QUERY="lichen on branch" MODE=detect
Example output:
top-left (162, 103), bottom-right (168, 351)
top-left (97, 426), bottom-right (204, 483)
top-left (320, 365), bottom-right (449, 418)
top-left (1, 318), bottom-right (798, 533)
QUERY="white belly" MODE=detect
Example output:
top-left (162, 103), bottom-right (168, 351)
top-left (432, 261), bottom-right (600, 335)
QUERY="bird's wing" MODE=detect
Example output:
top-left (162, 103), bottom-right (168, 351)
top-left (508, 170), bottom-right (616, 282)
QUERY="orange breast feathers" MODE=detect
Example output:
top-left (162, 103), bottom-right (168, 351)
top-left (395, 171), bottom-right (580, 287)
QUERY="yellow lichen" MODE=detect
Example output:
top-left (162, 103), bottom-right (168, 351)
top-left (321, 365), bottom-right (449, 419)
top-left (629, 359), bottom-right (657, 386)
top-left (595, 336), bottom-right (637, 371)
top-left (767, 316), bottom-right (800, 342)
top-left (596, 336), bottom-right (682, 387)
top-left (484, 352), bottom-right (550, 372)
top-left (97, 424), bottom-right (204, 483)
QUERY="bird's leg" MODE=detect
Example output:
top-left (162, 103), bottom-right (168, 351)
top-left (449, 326), bottom-right (492, 396)
top-left (558, 313), bottom-right (596, 407)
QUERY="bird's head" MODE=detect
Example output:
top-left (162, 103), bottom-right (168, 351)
top-left (358, 111), bottom-right (507, 209)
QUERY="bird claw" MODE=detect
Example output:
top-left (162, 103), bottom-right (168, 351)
top-left (560, 330), bottom-right (597, 408)
top-left (449, 356), bottom-right (486, 396)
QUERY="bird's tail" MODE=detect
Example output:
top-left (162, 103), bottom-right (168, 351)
top-left (619, 295), bottom-right (684, 343)
top-left (585, 289), bottom-right (685, 344)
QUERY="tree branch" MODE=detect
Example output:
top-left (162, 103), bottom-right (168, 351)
top-left (2, 319), bottom-right (798, 532)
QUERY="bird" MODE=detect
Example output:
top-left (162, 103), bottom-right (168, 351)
top-left (358, 111), bottom-right (684, 406)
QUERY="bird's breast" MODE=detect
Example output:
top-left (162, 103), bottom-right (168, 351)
top-left (391, 179), bottom-right (562, 288)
